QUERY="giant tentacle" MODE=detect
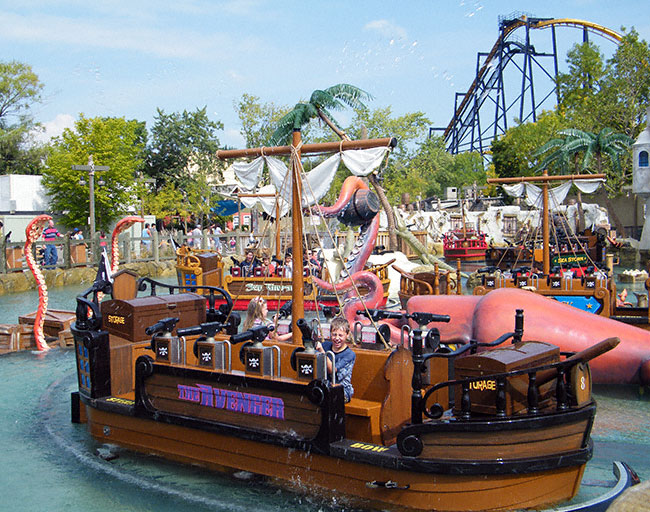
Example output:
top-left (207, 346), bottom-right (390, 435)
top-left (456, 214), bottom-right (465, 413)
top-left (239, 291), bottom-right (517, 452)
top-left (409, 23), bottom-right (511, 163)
top-left (344, 215), bottom-right (379, 276)
top-left (24, 215), bottom-right (52, 352)
top-left (313, 271), bottom-right (384, 326)
top-left (315, 176), bottom-right (369, 218)
top-left (110, 216), bottom-right (144, 273)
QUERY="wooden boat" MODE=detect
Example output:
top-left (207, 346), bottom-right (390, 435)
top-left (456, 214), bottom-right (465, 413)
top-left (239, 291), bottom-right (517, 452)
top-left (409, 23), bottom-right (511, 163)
top-left (485, 229), bottom-right (605, 275)
top-left (443, 201), bottom-right (488, 262)
top-left (473, 172), bottom-right (650, 330)
top-left (70, 135), bottom-right (621, 511)
top-left (443, 228), bottom-right (488, 261)
top-left (394, 261), bottom-right (463, 309)
top-left (175, 246), bottom-right (391, 311)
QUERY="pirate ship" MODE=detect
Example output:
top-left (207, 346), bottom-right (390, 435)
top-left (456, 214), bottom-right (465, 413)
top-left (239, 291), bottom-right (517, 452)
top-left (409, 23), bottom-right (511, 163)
top-left (70, 134), bottom-right (623, 511)
top-left (473, 173), bottom-right (650, 329)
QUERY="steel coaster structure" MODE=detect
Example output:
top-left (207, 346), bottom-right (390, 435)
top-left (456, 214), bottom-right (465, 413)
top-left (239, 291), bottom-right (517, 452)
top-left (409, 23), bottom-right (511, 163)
top-left (436, 13), bottom-right (622, 157)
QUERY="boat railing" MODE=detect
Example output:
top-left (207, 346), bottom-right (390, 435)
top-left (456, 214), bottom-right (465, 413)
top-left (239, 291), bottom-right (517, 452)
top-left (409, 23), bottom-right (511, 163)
top-left (325, 351), bottom-right (337, 385)
top-left (419, 354), bottom-right (586, 422)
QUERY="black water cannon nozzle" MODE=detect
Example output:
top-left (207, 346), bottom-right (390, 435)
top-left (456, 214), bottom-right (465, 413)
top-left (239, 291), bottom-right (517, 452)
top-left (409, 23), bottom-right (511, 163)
top-left (409, 312), bottom-right (451, 327)
top-left (296, 318), bottom-right (314, 346)
top-left (177, 320), bottom-right (225, 339)
top-left (277, 300), bottom-right (293, 319)
top-left (356, 308), bottom-right (405, 322)
top-left (230, 324), bottom-right (274, 345)
top-left (321, 305), bottom-right (340, 318)
top-left (145, 317), bottom-right (180, 336)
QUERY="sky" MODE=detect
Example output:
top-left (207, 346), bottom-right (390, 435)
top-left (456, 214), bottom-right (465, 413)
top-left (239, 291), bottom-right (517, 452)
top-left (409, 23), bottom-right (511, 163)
top-left (3, 0), bottom-right (650, 149)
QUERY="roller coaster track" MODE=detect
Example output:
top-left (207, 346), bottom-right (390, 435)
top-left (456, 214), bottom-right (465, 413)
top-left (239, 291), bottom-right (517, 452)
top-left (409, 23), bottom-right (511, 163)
top-left (441, 15), bottom-right (622, 155)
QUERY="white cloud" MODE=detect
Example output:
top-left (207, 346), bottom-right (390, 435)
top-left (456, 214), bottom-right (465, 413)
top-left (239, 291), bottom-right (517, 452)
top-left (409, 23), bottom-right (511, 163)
top-left (364, 19), bottom-right (407, 40)
top-left (0, 10), bottom-right (255, 61)
top-left (31, 114), bottom-right (75, 144)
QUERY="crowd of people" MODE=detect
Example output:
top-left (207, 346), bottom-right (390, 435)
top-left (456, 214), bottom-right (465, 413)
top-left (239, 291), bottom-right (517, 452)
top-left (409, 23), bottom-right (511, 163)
top-left (233, 248), bottom-right (323, 279)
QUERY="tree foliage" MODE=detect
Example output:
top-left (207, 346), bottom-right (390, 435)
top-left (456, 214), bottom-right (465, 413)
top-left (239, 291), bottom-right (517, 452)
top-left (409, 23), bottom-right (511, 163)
top-left (269, 84), bottom-right (373, 146)
top-left (0, 60), bottom-right (46, 175)
top-left (491, 110), bottom-right (569, 179)
top-left (42, 115), bottom-right (146, 231)
top-left (234, 93), bottom-right (289, 148)
top-left (145, 107), bottom-right (223, 188)
top-left (557, 29), bottom-right (650, 138)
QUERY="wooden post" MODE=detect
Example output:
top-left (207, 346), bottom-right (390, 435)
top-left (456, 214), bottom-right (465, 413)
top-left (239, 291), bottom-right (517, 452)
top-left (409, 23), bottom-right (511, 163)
top-left (542, 171), bottom-right (550, 275)
top-left (64, 234), bottom-right (72, 269)
top-left (153, 229), bottom-right (160, 263)
top-left (291, 129), bottom-right (305, 344)
top-left (0, 235), bottom-right (6, 274)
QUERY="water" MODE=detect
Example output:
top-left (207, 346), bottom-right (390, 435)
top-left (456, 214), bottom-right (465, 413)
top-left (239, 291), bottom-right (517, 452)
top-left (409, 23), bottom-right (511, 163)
top-left (1, 277), bottom-right (649, 511)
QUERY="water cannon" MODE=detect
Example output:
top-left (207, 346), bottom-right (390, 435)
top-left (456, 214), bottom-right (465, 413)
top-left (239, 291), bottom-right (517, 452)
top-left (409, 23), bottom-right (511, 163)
top-left (356, 308), bottom-right (405, 322)
top-left (409, 312), bottom-right (451, 329)
top-left (145, 317), bottom-right (179, 337)
top-left (296, 318), bottom-right (315, 352)
top-left (177, 320), bottom-right (225, 341)
top-left (356, 309), bottom-right (450, 329)
top-left (321, 305), bottom-right (340, 318)
top-left (230, 324), bottom-right (274, 347)
top-left (277, 300), bottom-right (293, 319)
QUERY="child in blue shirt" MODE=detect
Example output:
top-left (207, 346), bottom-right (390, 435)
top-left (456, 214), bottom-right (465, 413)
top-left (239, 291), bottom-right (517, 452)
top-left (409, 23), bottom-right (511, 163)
top-left (316, 316), bottom-right (355, 402)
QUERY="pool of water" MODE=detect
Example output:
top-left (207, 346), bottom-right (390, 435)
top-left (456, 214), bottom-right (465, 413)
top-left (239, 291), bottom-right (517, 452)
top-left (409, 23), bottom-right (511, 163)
top-left (1, 273), bottom-right (649, 510)
top-left (0, 347), bottom-right (647, 512)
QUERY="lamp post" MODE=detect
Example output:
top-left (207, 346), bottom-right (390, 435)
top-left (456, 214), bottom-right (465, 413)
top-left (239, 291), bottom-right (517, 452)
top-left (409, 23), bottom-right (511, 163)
top-left (72, 155), bottom-right (109, 239)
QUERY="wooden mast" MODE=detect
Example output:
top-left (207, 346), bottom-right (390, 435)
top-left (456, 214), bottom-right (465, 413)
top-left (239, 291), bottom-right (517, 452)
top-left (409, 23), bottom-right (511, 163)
top-left (217, 136), bottom-right (397, 345)
top-left (290, 129), bottom-right (305, 342)
top-left (488, 172), bottom-right (605, 275)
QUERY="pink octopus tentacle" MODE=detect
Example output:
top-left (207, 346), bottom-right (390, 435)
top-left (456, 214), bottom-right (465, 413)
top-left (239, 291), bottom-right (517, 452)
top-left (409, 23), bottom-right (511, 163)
top-left (313, 271), bottom-right (384, 326)
top-left (314, 176), bottom-right (369, 218)
top-left (110, 216), bottom-right (144, 273)
top-left (24, 215), bottom-right (52, 351)
top-left (345, 215), bottom-right (379, 276)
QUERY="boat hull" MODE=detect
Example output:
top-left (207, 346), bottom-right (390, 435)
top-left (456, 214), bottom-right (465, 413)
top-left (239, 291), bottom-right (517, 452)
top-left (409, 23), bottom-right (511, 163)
top-left (81, 402), bottom-right (588, 512)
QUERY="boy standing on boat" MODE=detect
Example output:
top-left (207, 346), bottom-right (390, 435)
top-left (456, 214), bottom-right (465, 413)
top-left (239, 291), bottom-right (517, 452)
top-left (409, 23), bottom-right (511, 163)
top-left (316, 317), bottom-right (355, 402)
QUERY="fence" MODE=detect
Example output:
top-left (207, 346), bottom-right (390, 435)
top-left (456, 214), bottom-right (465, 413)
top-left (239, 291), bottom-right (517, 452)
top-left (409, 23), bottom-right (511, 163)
top-left (1, 228), bottom-right (428, 273)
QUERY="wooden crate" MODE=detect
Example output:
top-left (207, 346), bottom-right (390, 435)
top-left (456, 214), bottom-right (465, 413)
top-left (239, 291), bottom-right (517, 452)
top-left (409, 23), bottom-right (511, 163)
top-left (100, 293), bottom-right (206, 342)
top-left (0, 324), bottom-right (34, 354)
top-left (454, 341), bottom-right (560, 415)
top-left (18, 309), bottom-right (76, 339)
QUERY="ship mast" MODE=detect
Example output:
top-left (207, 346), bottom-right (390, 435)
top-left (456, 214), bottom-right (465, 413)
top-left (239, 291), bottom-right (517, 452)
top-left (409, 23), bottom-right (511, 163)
top-left (217, 135), bottom-right (397, 345)
top-left (488, 171), bottom-right (605, 275)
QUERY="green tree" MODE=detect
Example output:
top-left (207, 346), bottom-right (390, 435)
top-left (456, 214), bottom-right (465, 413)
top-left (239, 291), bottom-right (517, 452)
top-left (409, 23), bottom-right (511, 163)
top-left (42, 115), bottom-right (146, 231)
top-left (557, 30), bottom-right (650, 137)
top-left (555, 41), bottom-right (607, 130)
top-left (146, 107), bottom-right (223, 188)
top-left (599, 29), bottom-right (650, 136)
top-left (537, 127), bottom-right (633, 234)
top-left (234, 94), bottom-right (289, 148)
top-left (0, 60), bottom-right (46, 175)
top-left (491, 110), bottom-right (569, 179)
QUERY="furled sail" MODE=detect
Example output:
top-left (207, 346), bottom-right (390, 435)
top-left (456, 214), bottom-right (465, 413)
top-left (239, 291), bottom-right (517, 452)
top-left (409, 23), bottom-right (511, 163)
top-left (231, 146), bottom-right (390, 217)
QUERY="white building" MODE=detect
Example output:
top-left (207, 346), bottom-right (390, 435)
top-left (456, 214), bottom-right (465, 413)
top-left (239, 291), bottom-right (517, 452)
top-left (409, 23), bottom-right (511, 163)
top-left (0, 174), bottom-right (49, 214)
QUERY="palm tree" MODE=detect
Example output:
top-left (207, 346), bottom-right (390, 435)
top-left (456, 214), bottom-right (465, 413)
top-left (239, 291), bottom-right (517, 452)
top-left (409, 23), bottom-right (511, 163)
top-left (269, 84), bottom-right (399, 251)
top-left (535, 128), bottom-right (633, 235)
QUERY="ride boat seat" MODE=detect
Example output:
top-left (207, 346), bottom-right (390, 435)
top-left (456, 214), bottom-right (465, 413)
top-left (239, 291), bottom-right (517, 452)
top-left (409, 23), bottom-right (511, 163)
top-left (345, 398), bottom-right (382, 438)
